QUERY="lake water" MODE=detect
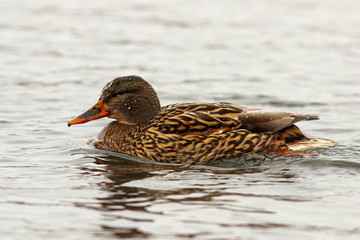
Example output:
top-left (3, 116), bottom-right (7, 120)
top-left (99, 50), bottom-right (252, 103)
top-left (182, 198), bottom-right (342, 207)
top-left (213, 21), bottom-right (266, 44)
top-left (1, 0), bottom-right (360, 239)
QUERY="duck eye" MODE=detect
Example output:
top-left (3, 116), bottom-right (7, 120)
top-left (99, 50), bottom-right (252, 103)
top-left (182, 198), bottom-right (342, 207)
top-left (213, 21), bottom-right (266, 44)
top-left (116, 90), bottom-right (126, 96)
top-left (103, 90), bottom-right (127, 102)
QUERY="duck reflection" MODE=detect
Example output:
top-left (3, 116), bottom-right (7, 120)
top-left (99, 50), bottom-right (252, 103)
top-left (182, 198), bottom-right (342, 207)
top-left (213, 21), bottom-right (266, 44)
top-left (78, 152), bottom-right (270, 239)
top-left (81, 153), bottom-right (184, 238)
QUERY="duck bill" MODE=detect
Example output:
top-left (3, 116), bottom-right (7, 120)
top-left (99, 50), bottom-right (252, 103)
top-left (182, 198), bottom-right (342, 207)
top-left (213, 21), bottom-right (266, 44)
top-left (68, 99), bottom-right (110, 127)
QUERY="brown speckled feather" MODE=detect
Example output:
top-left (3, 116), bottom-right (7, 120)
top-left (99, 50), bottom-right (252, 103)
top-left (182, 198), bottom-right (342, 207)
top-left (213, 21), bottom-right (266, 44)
top-left (94, 102), bottom-right (317, 164)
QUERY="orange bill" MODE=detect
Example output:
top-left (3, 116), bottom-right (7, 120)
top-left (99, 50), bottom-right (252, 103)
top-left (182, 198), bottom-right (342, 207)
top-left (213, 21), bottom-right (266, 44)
top-left (68, 99), bottom-right (110, 126)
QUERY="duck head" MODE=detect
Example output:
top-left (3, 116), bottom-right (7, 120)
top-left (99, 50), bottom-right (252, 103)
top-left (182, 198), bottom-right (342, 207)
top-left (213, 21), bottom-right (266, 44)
top-left (68, 76), bottom-right (161, 126)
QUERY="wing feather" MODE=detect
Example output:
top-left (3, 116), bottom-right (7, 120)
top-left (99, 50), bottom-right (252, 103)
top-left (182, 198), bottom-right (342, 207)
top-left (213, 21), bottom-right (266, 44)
top-left (239, 110), bottom-right (319, 133)
top-left (155, 103), bottom-right (318, 135)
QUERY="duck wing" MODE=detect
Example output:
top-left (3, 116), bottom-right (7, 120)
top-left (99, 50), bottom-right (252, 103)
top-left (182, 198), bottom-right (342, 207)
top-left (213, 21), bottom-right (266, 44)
top-left (156, 103), bottom-right (318, 135)
top-left (156, 103), bottom-right (243, 135)
top-left (238, 110), bottom-right (319, 133)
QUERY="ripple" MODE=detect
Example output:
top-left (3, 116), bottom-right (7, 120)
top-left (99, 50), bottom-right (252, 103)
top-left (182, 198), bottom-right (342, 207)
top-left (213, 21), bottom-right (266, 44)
top-left (2, 0), bottom-right (360, 239)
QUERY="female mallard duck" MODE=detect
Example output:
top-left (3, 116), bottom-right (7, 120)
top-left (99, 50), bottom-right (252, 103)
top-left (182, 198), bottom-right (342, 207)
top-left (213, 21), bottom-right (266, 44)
top-left (68, 75), bottom-right (331, 164)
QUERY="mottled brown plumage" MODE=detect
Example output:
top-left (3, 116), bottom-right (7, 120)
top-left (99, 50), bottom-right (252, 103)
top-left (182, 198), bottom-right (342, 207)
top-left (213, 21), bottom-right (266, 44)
top-left (68, 75), bottom-right (322, 164)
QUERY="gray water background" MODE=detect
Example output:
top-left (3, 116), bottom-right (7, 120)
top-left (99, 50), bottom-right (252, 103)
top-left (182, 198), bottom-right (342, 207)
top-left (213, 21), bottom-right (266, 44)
top-left (1, 0), bottom-right (360, 239)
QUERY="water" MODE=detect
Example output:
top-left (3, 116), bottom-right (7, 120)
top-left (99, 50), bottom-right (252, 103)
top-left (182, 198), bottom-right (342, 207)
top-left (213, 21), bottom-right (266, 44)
top-left (1, 0), bottom-right (360, 239)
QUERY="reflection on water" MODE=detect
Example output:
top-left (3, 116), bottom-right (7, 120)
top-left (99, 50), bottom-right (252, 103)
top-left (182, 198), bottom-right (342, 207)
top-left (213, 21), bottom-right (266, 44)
top-left (73, 149), bottom-right (360, 239)
top-left (81, 154), bottom-right (272, 239)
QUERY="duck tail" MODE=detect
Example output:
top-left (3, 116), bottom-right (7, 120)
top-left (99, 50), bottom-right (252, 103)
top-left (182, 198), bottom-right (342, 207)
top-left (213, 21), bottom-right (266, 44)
top-left (277, 125), bottom-right (309, 144)
top-left (265, 124), bottom-right (318, 152)
top-left (271, 124), bottom-right (336, 151)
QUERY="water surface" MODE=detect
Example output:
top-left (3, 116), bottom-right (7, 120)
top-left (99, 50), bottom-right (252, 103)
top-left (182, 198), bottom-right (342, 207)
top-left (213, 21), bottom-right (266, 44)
top-left (1, 0), bottom-right (360, 239)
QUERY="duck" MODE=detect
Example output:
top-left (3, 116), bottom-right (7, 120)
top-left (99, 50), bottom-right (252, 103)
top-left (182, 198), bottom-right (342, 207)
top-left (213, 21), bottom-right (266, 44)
top-left (68, 75), bottom-right (329, 165)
